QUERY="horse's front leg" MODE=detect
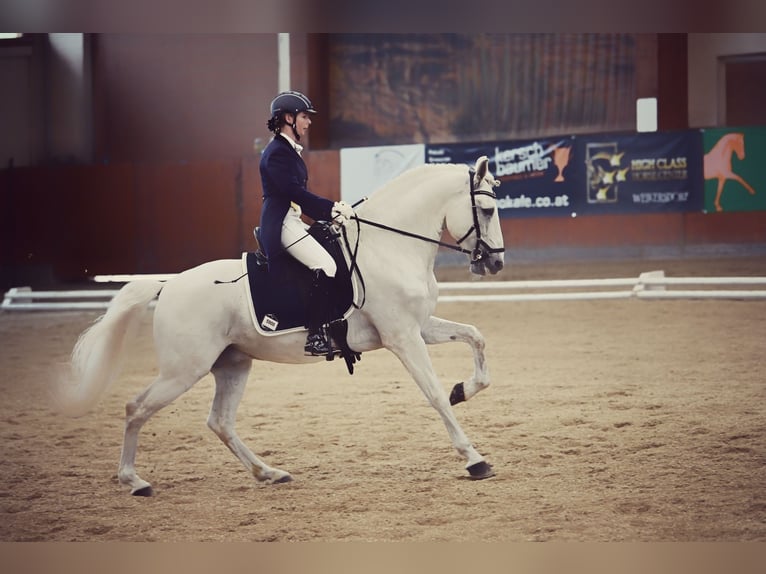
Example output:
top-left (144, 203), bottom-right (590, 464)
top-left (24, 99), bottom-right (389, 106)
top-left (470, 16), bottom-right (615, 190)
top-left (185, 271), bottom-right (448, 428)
top-left (386, 328), bottom-right (495, 480)
top-left (421, 316), bottom-right (489, 406)
top-left (714, 177), bottom-right (725, 212)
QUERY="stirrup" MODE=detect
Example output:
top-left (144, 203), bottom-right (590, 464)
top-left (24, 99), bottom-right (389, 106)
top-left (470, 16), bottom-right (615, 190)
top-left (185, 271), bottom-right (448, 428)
top-left (304, 331), bottom-right (331, 356)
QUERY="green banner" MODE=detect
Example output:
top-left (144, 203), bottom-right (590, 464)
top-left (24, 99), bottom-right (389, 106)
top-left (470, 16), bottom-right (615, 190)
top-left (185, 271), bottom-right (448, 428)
top-left (703, 127), bottom-right (766, 213)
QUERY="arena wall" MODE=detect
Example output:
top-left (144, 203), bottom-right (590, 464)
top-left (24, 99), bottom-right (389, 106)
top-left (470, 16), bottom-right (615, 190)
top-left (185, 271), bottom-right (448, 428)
top-left (2, 149), bottom-right (764, 289)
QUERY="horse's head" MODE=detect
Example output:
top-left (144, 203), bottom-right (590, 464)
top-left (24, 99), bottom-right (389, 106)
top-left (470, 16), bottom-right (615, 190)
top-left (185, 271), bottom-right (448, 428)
top-left (732, 133), bottom-right (746, 160)
top-left (446, 156), bottom-right (505, 276)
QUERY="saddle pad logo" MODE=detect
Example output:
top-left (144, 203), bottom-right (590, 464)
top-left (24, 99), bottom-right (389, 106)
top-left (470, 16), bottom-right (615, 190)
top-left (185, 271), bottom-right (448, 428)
top-left (261, 314), bottom-right (279, 331)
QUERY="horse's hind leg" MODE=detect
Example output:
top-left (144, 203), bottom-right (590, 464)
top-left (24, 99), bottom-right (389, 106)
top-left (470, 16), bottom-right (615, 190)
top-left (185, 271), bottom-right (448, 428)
top-left (422, 316), bottom-right (489, 406)
top-left (207, 348), bottom-right (293, 484)
top-left (118, 371), bottom-right (207, 496)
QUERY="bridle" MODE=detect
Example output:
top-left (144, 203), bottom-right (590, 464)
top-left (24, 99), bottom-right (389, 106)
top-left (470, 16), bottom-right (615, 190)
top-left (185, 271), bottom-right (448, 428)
top-left (455, 169), bottom-right (506, 264)
top-left (340, 167), bottom-right (505, 308)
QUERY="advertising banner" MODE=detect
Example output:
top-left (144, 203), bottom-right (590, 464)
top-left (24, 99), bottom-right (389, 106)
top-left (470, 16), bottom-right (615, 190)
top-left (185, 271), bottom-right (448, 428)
top-left (427, 131), bottom-right (704, 217)
top-left (576, 131), bottom-right (704, 215)
top-left (427, 137), bottom-right (579, 218)
top-left (702, 127), bottom-right (766, 213)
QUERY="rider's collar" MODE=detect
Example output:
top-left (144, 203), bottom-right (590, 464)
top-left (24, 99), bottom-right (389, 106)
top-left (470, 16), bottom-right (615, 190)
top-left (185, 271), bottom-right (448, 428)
top-left (279, 133), bottom-right (303, 156)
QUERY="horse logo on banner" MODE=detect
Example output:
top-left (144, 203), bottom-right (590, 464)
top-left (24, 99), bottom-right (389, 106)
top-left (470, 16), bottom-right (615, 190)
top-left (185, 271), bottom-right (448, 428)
top-left (704, 132), bottom-right (757, 212)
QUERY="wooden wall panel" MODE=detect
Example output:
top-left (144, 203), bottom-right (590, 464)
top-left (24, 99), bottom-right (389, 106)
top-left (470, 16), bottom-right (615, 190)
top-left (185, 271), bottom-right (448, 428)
top-left (685, 211), bottom-right (766, 244)
top-left (239, 156), bottom-right (263, 255)
top-left (132, 161), bottom-right (241, 273)
top-left (56, 164), bottom-right (138, 279)
top-left (500, 213), bottom-right (684, 250)
top-left (304, 150), bottom-right (340, 203)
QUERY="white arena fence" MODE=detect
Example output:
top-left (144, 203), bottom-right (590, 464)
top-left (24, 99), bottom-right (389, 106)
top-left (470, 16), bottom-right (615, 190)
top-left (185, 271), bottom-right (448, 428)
top-left (3, 270), bottom-right (766, 312)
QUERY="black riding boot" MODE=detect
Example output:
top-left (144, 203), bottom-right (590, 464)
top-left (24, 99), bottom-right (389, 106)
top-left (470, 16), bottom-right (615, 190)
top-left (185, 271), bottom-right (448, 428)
top-left (305, 269), bottom-right (333, 356)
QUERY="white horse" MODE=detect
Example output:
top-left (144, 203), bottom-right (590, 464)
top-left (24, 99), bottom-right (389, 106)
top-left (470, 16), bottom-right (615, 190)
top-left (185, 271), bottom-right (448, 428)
top-left (56, 156), bottom-right (505, 496)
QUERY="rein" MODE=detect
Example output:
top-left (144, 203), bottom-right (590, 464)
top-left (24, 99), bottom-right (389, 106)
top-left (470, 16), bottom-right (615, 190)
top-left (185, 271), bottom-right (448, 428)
top-left (349, 215), bottom-right (472, 255)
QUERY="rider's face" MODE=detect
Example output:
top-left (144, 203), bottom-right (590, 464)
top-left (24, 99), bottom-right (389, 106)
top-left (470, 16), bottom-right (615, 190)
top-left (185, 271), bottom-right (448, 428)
top-left (288, 111), bottom-right (312, 139)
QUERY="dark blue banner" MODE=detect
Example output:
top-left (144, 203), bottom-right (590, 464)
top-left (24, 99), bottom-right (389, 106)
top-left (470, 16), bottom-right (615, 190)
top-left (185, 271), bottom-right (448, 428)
top-left (426, 130), bottom-right (704, 217)
top-left (576, 130), bottom-right (704, 215)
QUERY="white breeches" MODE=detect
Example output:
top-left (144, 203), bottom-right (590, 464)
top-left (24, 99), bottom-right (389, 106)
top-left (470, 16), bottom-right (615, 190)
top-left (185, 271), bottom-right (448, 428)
top-left (281, 208), bottom-right (337, 277)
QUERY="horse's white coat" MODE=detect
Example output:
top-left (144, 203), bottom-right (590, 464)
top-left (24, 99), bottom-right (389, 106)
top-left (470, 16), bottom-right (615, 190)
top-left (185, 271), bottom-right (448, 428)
top-left (58, 156), bottom-right (505, 494)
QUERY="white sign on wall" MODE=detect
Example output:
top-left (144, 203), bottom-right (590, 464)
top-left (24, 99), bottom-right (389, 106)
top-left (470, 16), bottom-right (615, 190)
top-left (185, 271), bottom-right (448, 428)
top-left (340, 144), bottom-right (425, 206)
top-left (636, 97), bottom-right (658, 133)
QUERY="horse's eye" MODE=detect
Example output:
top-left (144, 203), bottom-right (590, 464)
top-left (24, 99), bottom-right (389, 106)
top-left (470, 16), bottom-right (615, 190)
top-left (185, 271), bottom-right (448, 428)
top-left (480, 207), bottom-right (495, 217)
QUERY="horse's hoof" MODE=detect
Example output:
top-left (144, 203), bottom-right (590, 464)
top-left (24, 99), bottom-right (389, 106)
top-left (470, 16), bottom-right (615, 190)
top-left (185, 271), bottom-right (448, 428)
top-left (273, 474), bottom-right (293, 484)
top-left (449, 382), bottom-right (466, 406)
top-left (131, 485), bottom-right (154, 497)
top-left (467, 461), bottom-right (495, 480)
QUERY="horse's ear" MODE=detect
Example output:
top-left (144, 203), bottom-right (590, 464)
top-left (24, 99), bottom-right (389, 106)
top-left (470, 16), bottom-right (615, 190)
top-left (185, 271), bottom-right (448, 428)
top-left (473, 155), bottom-right (489, 183)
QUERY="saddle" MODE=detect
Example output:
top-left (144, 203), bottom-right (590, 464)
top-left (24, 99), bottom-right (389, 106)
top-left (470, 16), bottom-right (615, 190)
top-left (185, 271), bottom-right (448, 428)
top-left (243, 222), bottom-right (361, 374)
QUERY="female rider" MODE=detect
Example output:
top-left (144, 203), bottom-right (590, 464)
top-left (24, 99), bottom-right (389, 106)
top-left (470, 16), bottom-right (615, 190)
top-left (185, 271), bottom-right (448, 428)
top-left (259, 90), bottom-right (354, 356)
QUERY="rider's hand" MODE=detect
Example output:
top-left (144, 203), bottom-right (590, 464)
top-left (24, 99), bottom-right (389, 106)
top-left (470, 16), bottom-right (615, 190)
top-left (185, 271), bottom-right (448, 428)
top-left (331, 201), bottom-right (355, 224)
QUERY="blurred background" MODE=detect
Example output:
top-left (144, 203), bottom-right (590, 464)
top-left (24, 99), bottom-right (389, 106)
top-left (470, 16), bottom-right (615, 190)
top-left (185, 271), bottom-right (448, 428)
top-left (1, 33), bottom-right (765, 288)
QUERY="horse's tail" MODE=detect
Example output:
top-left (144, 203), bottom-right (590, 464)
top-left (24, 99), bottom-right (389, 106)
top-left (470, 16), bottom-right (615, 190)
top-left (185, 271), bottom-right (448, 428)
top-left (53, 280), bottom-right (164, 417)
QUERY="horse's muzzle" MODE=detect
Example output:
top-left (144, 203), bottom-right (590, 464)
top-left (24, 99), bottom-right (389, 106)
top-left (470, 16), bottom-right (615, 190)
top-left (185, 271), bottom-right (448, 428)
top-left (487, 258), bottom-right (504, 274)
top-left (470, 254), bottom-right (504, 276)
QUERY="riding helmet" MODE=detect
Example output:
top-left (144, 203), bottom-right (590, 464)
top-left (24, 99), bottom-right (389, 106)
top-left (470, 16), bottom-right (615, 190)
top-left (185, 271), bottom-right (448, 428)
top-left (269, 91), bottom-right (317, 117)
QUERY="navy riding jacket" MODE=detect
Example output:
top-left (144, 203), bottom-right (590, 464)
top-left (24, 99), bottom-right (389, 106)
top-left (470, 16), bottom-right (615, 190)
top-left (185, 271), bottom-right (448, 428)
top-left (258, 134), bottom-right (334, 271)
